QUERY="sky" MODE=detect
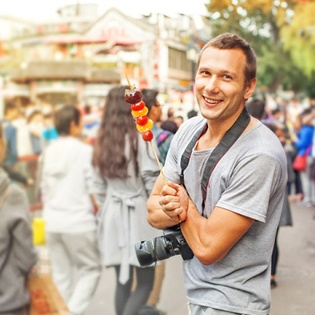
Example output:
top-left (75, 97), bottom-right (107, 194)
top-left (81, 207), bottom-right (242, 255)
top-left (0, 0), bottom-right (209, 21)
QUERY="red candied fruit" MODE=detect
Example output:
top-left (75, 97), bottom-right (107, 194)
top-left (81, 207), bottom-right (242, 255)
top-left (142, 131), bottom-right (153, 142)
top-left (125, 89), bottom-right (142, 104)
top-left (131, 101), bottom-right (145, 111)
top-left (136, 116), bottom-right (149, 126)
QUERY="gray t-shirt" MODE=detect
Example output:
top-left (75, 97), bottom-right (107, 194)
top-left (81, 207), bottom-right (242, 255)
top-left (164, 115), bottom-right (287, 315)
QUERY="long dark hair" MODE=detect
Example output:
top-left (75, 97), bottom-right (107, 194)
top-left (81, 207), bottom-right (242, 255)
top-left (93, 86), bottom-right (139, 178)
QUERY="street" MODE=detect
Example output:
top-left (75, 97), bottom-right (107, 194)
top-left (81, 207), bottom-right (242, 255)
top-left (85, 202), bottom-right (315, 315)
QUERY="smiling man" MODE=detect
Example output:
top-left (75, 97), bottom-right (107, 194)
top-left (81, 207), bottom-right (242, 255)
top-left (146, 33), bottom-right (287, 315)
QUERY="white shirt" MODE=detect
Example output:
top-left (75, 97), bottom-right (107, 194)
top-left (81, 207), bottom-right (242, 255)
top-left (41, 137), bottom-right (97, 233)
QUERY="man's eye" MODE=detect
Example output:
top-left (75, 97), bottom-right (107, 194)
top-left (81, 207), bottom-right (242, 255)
top-left (200, 71), bottom-right (210, 76)
top-left (223, 75), bottom-right (232, 80)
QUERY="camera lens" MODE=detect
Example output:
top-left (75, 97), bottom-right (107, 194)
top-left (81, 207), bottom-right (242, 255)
top-left (135, 240), bottom-right (156, 266)
top-left (135, 235), bottom-right (174, 267)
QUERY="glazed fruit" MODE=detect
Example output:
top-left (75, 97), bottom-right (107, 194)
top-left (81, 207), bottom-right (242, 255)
top-left (142, 131), bottom-right (154, 141)
top-left (136, 119), bottom-right (154, 133)
top-left (125, 89), bottom-right (142, 104)
top-left (136, 116), bottom-right (149, 125)
top-left (131, 101), bottom-right (145, 111)
top-left (131, 107), bottom-right (149, 118)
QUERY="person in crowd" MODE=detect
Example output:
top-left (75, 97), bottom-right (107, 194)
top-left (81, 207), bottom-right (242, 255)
top-left (12, 109), bottom-right (33, 160)
top-left (92, 86), bottom-right (161, 315)
top-left (187, 108), bottom-right (198, 119)
top-left (0, 121), bottom-right (37, 315)
top-left (286, 96), bottom-right (304, 132)
top-left (246, 98), bottom-right (293, 289)
top-left (1, 102), bottom-right (33, 186)
top-left (2, 101), bottom-right (20, 167)
top-left (27, 110), bottom-right (44, 155)
top-left (166, 107), bottom-right (175, 121)
top-left (40, 105), bottom-right (101, 315)
top-left (175, 115), bottom-right (184, 129)
top-left (41, 111), bottom-right (58, 149)
top-left (160, 119), bottom-right (178, 134)
top-left (147, 33), bottom-right (287, 315)
top-left (291, 108), bottom-right (315, 206)
top-left (82, 104), bottom-right (100, 145)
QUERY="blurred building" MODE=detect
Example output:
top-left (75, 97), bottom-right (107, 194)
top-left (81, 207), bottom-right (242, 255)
top-left (0, 3), bottom-right (211, 109)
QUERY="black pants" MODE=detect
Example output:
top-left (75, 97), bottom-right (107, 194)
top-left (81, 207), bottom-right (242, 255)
top-left (271, 227), bottom-right (279, 276)
top-left (114, 265), bottom-right (155, 315)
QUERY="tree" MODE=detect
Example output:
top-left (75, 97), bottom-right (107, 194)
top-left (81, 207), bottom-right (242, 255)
top-left (204, 0), bottom-right (315, 94)
top-left (281, 2), bottom-right (315, 77)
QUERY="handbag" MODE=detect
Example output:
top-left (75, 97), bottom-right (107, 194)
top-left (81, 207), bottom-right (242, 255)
top-left (28, 274), bottom-right (69, 315)
top-left (292, 145), bottom-right (312, 172)
top-left (292, 154), bottom-right (307, 171)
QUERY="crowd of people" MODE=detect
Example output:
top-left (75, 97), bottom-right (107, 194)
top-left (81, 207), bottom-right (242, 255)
top-left (0, 32), bottom-right (315, 315)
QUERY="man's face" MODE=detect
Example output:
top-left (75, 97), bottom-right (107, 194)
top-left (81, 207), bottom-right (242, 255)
top-left (195, 47), bottom-right (256, 124)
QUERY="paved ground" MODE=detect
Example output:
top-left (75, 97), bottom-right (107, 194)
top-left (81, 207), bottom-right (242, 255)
top-left (84, 201), bottom-right (315, 315)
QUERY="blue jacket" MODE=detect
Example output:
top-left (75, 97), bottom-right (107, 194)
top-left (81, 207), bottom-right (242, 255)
top-left (294, 125), bottom-right (314, 156)
top-left (2, 119), bottom-right (18, 166)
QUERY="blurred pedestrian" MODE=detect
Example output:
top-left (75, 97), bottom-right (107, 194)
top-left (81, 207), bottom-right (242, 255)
top-left (41, 111), bottom-right (58, 149)
top-left (1, 101), bottom-right (19, 167)
top-left (187, 108), bottom-right (198, 119)
top-left (246, 98), bottom-right (293, 288)
top-left (1, 102), bottom-right (33, 186)
top-left (292, 108), bottom-right (315, 206)
top-left (160, 120), bottom-right (178, 134)
top-left (27, 110), bottom-right (44, 155)
top-left (175, 115), bottom-right (184, 129)
top-left (40, 105), bottom-right (101, 315)
top-left (0, 121), bottom-right (37, 315)
top-left (93, 86), bottom-right (161, 315)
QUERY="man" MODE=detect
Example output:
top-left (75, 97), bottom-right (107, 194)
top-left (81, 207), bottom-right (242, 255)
top-left (147, 33), bottom-right (287, 315)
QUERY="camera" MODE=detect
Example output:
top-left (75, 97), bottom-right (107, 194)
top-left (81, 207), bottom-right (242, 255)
top-left (135, 225), bottom-right (194, 267)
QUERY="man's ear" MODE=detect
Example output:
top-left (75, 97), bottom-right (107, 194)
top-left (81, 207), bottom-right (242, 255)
top-left (244, 78), bottom-right (257, 101)
top-left (69, 120), bottom-right (76, 135)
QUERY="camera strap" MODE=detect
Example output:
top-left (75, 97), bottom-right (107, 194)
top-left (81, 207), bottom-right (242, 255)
top-left (179, 107), bottom-right (251, 214)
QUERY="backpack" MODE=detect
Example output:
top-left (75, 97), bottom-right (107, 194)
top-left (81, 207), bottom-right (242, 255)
top-left (156, 130), bottom-right (172, 147)
top-left (155, 130), bottom-right (173, 165)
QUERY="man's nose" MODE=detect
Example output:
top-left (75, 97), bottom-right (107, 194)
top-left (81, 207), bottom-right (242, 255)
top-left (205, 76), bottom-right (220, 92)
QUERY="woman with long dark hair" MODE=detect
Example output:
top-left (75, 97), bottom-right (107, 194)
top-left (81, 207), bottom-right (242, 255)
top-left (93, 86), bottom-right (161, 315)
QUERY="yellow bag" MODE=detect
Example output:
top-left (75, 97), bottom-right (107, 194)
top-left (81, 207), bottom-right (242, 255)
top-left (32, 218), bottom-right (46, 246)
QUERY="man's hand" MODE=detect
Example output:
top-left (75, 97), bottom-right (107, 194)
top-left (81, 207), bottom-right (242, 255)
top-left (159, 182), bottom-right (189, 223)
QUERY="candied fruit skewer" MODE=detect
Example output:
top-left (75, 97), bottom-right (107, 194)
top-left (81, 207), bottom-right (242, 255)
top-left (124, 77), bottom-right (167, 183)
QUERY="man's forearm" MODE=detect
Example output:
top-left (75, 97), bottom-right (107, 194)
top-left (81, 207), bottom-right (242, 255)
top-left (147, 194), bottom-right (179, 230)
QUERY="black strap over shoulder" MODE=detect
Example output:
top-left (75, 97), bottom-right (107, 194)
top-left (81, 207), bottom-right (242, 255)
top-left (180, 107), bottom-right (251, 212)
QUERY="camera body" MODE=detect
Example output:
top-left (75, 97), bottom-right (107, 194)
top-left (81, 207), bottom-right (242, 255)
top-left (135, 225), bottom-right (194, 267)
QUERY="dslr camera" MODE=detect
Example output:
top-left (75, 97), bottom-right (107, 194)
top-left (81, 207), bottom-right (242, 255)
top-left (135, 225), bottom-right (194, 267)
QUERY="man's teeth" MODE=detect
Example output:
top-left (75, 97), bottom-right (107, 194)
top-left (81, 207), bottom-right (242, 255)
top-left (204, 97), bottom-right (221, 104)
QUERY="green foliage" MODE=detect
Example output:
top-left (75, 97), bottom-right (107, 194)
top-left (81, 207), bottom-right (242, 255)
top-left (281, 2), bottom-right (315, 77)
top-left (204, 0), bottom-right (315, 94)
